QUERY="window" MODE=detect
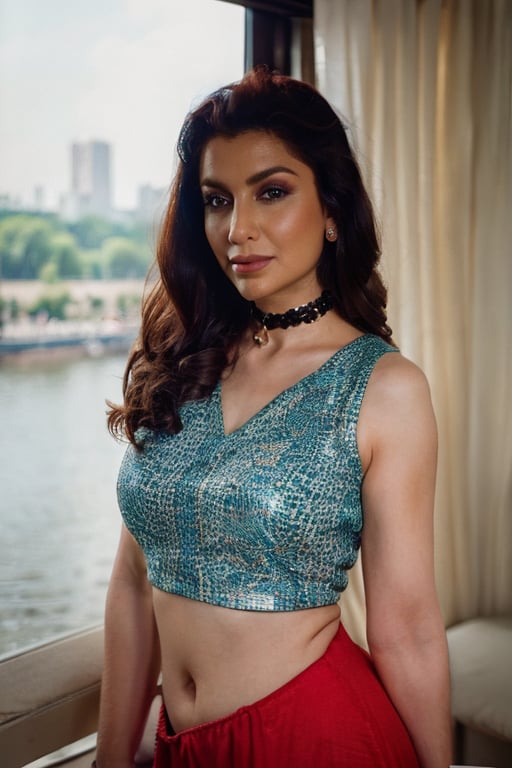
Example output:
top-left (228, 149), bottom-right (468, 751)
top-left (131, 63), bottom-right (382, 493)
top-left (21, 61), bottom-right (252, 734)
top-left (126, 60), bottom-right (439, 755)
top-left (0, 0), bottom-right (244, 657)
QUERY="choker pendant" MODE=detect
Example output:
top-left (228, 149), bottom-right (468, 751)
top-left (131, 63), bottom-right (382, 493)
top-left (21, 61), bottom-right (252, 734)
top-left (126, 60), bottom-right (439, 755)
top-left (251, 290), bottom-right (334, 347)
top-left (253, 324), bottom-right (269, 347)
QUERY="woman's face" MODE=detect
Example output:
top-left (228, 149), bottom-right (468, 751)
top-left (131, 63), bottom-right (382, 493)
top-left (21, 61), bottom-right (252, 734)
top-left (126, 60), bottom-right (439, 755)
top-left (199, 130), bottom-right (335, 311)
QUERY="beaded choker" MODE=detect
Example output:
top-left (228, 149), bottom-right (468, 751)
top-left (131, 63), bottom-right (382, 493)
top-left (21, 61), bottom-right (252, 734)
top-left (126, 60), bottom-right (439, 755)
top-left (251, 290), bottom-right (335, 346)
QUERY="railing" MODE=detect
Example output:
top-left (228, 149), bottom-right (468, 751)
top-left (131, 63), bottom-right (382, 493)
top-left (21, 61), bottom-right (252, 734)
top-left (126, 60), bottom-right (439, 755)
top-left (0, 628), bottom-right (103, 768)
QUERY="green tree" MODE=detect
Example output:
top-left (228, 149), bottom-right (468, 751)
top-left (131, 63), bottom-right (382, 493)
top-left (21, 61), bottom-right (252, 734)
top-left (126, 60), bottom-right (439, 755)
top-left (67, 215), bottom-right (146, 249)
top-left (48, 232), bottom-right (83, 278)
top-left (9, 297), bottom-right (20, 320)
top-left (89, 295), bottom-right (105, 316)
top-left (0, 211), bottom-right (152, 283)
top-left (67, 215), bottom-right (113, 249)
top-left (116, 293), bottom-right (141, 319)
top-left (102, 237), bottom-right (151, 278)
top-left (80, 249), bottom-right (105, 279)
top-left (0, 216), bottom-right (56, 278)
top-left (39, 261), bottom-right (59, 284)
top-left (28, 291), bottom-right (72, 321)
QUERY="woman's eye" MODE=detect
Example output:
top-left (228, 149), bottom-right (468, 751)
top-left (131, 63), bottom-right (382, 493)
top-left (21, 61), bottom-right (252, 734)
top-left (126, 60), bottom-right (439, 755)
top-left (203, 193), bottom-right (229, 209)
top-left (260, 186), bottom-right (288, 201)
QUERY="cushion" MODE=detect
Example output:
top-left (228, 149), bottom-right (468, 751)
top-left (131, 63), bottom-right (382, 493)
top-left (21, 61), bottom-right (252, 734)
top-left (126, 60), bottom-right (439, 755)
top-left (447, 616), bottom-right (512, 741)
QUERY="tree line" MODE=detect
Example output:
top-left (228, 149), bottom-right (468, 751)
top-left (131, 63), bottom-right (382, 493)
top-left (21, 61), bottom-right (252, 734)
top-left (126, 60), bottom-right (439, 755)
top-left (0, 211), bottom-right (154, 280)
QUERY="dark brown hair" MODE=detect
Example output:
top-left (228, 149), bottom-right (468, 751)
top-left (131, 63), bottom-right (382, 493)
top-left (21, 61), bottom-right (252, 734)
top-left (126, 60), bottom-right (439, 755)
top-left (108, 67), bottom-right (393, 445)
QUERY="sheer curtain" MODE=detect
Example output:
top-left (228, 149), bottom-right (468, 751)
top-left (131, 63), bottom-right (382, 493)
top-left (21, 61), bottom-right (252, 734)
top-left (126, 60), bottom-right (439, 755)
top-left (314, 0), bottom-right (512, 643)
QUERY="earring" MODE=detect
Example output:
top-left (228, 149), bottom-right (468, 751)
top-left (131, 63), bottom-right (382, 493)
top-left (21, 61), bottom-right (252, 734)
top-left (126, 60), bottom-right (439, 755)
top-left (326, 227), bottom-right (337, 242)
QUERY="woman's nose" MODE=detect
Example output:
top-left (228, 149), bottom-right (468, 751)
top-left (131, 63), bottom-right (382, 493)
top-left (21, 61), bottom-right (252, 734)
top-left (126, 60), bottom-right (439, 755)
top-left (228, 201), bottom-right (258, 244)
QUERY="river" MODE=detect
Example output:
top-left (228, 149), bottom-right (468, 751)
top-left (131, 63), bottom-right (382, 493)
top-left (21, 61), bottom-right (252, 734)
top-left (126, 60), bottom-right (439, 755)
top-left (0, 352), bottom-right (128, 657)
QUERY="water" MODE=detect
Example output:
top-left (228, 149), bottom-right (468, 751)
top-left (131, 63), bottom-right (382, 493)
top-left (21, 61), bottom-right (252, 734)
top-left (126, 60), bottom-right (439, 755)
top-left (0, 353), bottom-right (128, 657)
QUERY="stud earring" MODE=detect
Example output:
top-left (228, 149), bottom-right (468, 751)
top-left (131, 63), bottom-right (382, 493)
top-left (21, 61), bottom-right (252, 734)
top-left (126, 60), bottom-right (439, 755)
top-left (326, 227), bottom-right (337, 242)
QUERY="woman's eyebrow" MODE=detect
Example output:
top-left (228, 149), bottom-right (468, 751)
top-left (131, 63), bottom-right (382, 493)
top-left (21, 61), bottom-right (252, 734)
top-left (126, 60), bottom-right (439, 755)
top-left (246, 165), bottom-right (298, 185)
top-left (201, 165), bottom-right (298, 190)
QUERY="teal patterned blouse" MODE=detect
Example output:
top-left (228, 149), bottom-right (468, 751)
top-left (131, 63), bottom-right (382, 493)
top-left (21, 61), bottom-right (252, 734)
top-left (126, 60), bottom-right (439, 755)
top-left (117, 334), bottom-right (397, 611)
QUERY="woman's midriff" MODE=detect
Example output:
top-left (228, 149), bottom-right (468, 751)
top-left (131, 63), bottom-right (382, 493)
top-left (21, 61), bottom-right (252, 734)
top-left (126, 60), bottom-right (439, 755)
top-left (152, 590), bottom-right (341, 734)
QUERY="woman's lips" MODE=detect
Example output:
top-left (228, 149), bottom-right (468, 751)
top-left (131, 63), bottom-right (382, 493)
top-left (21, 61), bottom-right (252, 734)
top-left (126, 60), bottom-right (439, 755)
top-left (230, 256), bottom-right (274, 274)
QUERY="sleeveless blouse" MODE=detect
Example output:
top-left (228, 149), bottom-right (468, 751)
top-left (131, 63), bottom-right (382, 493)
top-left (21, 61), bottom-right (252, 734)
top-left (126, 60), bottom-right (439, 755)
top-left (117, 334), bottom-right (396, 611)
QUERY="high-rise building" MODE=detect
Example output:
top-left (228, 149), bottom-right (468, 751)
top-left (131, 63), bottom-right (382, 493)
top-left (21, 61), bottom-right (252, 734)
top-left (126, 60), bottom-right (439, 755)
top-left (136, 183), bottom-right (167, 223)
top-left (69, 140), bottom-right (112, 218)
top-left (33, 185), bottom-right (45, 211)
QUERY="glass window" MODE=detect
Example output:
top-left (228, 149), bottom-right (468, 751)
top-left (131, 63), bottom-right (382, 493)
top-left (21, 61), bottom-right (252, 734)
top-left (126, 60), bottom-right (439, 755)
top-left (0, 0), bottom-right (244, 657)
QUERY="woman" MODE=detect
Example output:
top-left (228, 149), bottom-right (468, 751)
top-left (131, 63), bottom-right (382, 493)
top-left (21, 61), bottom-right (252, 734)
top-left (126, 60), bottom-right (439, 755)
top-left (96, 68), bottom-right (452, 767)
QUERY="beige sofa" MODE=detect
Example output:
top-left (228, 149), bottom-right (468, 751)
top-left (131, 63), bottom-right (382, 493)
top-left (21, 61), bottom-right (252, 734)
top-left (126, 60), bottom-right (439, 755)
top-left (447, 615), bottom-right (512, 767)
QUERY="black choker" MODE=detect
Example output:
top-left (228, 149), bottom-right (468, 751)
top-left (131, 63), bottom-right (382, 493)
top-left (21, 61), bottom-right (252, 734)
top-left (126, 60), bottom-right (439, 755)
top-left (250, 290), bottom-right (335, 346)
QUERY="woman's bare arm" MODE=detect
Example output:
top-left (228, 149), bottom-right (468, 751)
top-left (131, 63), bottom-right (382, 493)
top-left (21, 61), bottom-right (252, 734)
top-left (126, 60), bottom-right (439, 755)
top-left (359, 354), bottom-right (452, 768)
top-left (95, 524), bottom-right (161, 768)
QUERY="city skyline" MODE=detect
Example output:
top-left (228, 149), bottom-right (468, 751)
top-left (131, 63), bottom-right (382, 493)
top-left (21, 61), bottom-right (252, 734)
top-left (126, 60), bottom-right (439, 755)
top-left (1, 136), bottom-right (168, 220)
top-left (0, 0), bottom-right (244, 210)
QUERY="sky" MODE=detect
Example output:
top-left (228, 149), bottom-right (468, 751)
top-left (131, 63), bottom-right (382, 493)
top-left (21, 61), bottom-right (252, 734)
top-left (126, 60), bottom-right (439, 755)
top-left (0, 0), bottom-right (245, 210)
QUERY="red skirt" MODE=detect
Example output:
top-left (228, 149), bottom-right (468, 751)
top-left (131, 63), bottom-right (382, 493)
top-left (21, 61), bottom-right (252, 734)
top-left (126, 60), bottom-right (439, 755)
top-left (153, 622), bottom-right (419, 767)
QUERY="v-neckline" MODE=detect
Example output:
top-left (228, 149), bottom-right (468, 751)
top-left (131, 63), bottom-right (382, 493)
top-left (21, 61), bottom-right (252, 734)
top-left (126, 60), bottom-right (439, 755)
top-left (216, 334), bottom-right (368, 438)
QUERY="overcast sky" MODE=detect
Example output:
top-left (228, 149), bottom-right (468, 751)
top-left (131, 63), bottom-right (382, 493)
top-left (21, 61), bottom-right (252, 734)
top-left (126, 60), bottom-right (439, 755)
top-left (0, 0), bottom-right (244, 209)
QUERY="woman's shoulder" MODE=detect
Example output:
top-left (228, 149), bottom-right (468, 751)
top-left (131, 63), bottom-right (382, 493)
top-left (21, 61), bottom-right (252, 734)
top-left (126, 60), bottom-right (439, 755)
top-left (367, 345), bottom-right (432, 400)
top-left (358, 349), bottom-right (437, 470)
top-left (363, 348), bottom-right (435, 434)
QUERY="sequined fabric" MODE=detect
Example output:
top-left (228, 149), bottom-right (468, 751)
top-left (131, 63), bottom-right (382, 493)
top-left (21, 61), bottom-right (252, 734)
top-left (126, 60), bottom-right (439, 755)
top-left (117, 334), bottom-right (397, 611)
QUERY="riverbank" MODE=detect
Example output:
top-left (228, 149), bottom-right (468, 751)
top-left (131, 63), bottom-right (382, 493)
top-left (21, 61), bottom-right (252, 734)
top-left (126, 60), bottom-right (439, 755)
top-left (0, 279), bottom-right (144, 361)
top-left (1, 278), bottom-right (146, 316)
top-left (0, 318), bottom-right (138, 362)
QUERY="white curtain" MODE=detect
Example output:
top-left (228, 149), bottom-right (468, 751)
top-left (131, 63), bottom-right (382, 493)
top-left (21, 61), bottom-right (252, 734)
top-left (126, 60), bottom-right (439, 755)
top-left (314, 0), bottom-right (512, 644)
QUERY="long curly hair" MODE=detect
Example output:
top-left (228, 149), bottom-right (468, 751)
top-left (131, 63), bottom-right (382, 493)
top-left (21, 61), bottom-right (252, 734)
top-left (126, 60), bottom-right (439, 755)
top-left (108, 67), bottom-right (393, 446)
